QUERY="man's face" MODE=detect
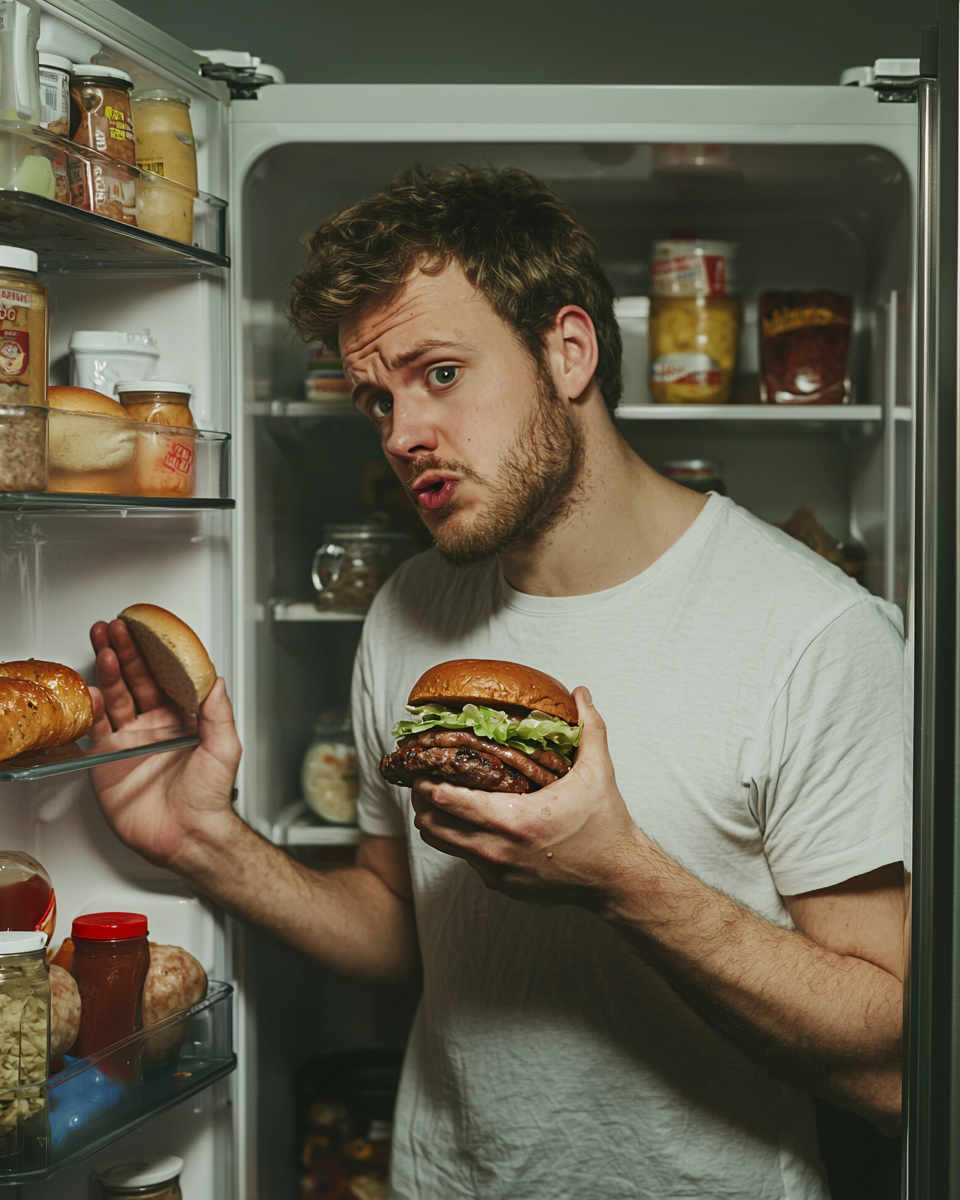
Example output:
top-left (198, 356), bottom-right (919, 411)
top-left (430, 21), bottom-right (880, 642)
top-left (341, 263), bottom-right (584, 565)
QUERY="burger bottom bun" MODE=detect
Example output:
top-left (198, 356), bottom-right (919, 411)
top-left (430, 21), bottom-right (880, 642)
top-left (119, 603), bottom-right (217, 713)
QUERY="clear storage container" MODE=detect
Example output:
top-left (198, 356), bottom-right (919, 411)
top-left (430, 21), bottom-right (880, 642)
top-left (312, 524), bottom-right (415, 613)
top-left (0, 931), bottom-right (50, 1162)
top-left (301, 710), bottom-right (359, 825)
top-left (0, 403), bottom-right (46, 492)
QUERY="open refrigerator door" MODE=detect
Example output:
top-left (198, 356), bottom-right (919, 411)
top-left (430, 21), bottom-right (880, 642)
top-left (231, 78), bottom-right (921, 1197)
top-left (0, 0), bottom-right (238, 1197)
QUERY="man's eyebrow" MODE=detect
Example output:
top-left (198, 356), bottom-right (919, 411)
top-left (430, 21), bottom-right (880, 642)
top-left (388, 339), bottom-right (469, 370)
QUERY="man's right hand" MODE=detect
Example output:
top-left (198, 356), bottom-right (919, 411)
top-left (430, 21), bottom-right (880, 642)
top-left (88, 618), bottom-right (243, 871)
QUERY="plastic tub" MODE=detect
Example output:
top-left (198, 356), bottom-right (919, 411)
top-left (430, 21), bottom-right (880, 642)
top-left (69, 331), bottom-right (159, 393)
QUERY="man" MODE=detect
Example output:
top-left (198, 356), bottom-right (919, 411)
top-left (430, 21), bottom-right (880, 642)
top-left (89, 166), bottom-right (905, 1200)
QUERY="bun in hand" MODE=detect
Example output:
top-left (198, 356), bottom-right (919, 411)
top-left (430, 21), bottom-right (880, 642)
top-left (118, 603), bottom-right (217, 713)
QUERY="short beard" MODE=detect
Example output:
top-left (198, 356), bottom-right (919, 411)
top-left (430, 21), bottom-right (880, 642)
top-left (404, 367), bottom-right (585, 568)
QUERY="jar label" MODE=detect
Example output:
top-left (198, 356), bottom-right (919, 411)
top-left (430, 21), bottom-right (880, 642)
top-left (163, 440), bottom-right (195, 476)
top-left (0, 330), bottom-right (29, 377)
top-left (651, 352), bottom-right (721, 387)
top-left (0, 287), bottom-right (30, 309)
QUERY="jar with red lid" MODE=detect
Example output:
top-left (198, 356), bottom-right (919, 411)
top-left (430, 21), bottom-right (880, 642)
top-left (70, 912), bottom-right (149, 1081)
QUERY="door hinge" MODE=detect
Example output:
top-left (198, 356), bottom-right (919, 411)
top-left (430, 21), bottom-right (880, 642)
top-left (840, 58), bottom-right (924, 103)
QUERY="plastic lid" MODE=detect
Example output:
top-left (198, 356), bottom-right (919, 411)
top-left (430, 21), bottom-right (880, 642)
top-left (132, 87), bottom-right (191, 106)
top-left (113, 380), bottom-right (192, 397)
top-left (0, 246), bottom-right (38, 274)
top-left (71, 63), bottom-right (133, 85)
top-left (69, 330), bottom-right (158, 351)
top-left (38, 53), bottom-right (72, 72)
top-left (92, 1156), bottom-right (185, 1188)
top-left (72, 912), bottom-right (148, 940)
top-left (0, 930), bottom-right (46, 953)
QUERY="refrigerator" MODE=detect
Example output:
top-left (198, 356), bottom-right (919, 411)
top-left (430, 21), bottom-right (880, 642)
top-left (0, 0), bottom-right (955, 1195)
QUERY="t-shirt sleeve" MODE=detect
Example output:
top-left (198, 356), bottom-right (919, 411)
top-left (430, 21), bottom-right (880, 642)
top-left (352, 617), bottom-right (407, 840)
top-left (750, 598), bottom-right (907, 896)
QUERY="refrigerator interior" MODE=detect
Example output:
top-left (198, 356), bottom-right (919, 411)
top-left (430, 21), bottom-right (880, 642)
top-left (2, 2), bottom-right (235, 1196)
top-left (238, 126), bottom-right (915, 1194)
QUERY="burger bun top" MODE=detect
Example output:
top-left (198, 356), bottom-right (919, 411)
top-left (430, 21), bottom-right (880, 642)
top-left (48, 386), bottom-right (130, 420)
top-left (118, 603), bottom-right (217, 713)
top-left (408, 659), bottom-right (578, 724)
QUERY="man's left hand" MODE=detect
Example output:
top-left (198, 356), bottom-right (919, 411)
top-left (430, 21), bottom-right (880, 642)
top-left (411, 686), bottom-right (645, 909)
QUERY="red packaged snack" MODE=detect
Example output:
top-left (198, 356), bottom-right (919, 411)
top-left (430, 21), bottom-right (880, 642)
top-left (759, 291), bottom-right (853, 405)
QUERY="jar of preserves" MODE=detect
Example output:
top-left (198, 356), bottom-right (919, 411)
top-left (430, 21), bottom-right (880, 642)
top-left (312, 524), bottom-right (416, 613)
top-left (114, 380), bottom-right (196, 499)
top-left (302, 710), bottom-right (359, 825)
top-left (69, 65), bottom-right (136, 225)
top-left (131, 88), bottom-right (197, 245)
top-left (0, 246), bottom-right (48, 410)
top-left (660, 459), bottom-right (726, 496)
top-left (92, 1155), bottom-right (184, 1199)
top-left (0, 930), bottom-right (50, 1159)
top-left (70, 912), bottom-right (149, 1081)
top-left (649, 237), bottom-right (740, 404)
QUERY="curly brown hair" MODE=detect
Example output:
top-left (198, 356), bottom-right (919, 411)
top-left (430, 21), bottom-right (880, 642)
top-left (287, 165), bottom-right (622, 414)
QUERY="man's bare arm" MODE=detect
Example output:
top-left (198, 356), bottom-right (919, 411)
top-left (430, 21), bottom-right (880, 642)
top-left (87, 619), bottom-right (419, 986)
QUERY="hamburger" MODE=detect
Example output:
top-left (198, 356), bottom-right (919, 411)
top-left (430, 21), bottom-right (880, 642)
top-left (379, 659), bottom-right (582, 794)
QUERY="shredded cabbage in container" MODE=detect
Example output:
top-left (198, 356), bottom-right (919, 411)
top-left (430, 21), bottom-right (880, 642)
top-left (392, 702), bottom-right (582, 766)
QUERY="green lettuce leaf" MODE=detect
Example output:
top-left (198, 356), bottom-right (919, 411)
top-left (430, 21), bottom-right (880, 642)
top-left (392, 702), bottom-right (582, 766)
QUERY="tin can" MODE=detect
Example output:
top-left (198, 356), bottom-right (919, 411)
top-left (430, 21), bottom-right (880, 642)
top-left (660, 459), bottom-right (726, 496)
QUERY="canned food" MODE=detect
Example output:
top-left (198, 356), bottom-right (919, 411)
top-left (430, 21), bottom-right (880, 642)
top-left (660, 459), bottom-right (726, 496)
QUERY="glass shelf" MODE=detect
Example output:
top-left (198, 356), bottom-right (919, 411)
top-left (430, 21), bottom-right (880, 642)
top-left (0, 493), bottom-right (235, 513)
top-left (0, 981), bottom-right (234, 1183)
top-left (268, 800), bottom-right (361, 847)
top-left (0, 121), bottom-right (228, 269)
top-left (268, 599), bottom-right (366, 623)
top-left (0, 723), bottom-right (199, 781)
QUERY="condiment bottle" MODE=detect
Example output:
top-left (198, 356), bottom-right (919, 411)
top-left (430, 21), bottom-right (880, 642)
top-left (0, 246), bottom-right (49, 409)
top-left (114, 380), bottom-right (196, 499)
top-left (131, 88), bottom-right (197, 244)
top-left (91, 1154), bottom-right (184, 1199)
top-left (69, 65), bottom-right (137, 225)
top-left (0, 851), bottom-right (56, 942)
top-left (70, 912), bottom-right (149, 1081)
top-left (0, 930), bottom-right (51, 1159)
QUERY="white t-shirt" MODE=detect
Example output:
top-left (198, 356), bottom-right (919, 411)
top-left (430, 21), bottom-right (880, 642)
top-left (353, 493), bottom-right (906, 1200)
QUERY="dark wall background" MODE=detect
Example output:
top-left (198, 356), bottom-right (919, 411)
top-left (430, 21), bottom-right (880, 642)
top-left (122, 0), bottom-right (938, 87)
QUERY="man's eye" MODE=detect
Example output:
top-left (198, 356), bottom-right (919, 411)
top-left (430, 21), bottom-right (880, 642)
top-left (371, 395), bottom-right (394, 418)
top-left (427, 365), bottom-right (459, 387)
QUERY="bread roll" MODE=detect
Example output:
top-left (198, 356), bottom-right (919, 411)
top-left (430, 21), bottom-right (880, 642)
top-left (118, 604), bottom-right (216, 713)
top-left (47, 385), bottom-right (135, 493)
top-left (0, 660), bottom-right (93, 743)
top-left (142, 941), bottom-right (208, 1064)
top-left (49, 963), bottom-right (81, 1057)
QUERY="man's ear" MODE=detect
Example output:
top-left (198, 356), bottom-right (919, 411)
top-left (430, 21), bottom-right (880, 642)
top-left (546, 306), bottom-right (600, 402)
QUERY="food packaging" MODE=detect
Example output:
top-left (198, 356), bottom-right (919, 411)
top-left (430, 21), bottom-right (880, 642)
top-left (312, 524), bottom-right (415, 613)
top-left (0, 403), bottom-right (46, 491)
top-left (69, 330), bottom-right (159, 393)
top-left (0, 931), bottom-right (50, 1160)
top-left (0, 246), bottom-right (48, 409)
top-left (91, 1155), bottom-right (184, 1199)
top-left (37, 53), bottom-right (71, 204)
top-left (649, 238), bottom-right (740, 404)
top-left (114, 380), bottom-right (196, 498)
top-left (302, 710), bottom-right (359, 825)
top-left (132, 88), bottom-right (197, 244)
top-left (304, 350), bottom-right (350, 403)
top-left (69, 64), bottom-right (137, 225)
top-left (759, 291), bottom-right (853, 405)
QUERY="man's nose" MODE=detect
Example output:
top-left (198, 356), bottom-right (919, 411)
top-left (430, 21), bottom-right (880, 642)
top-left (384, 395), bottom-right (439, 461)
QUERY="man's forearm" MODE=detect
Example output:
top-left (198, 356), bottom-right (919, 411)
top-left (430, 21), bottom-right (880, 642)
top-left (603, 830), bottom-right (901, 1129)
top-left (170, 813), bottom-right (419, 985)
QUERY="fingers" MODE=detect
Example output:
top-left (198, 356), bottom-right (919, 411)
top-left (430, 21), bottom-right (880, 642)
top-left (413, 776), bottom-right (518, 832)
top-left (572, 685), bottom-right (608, 757)
top-left (105, 619), bottom-right (166, 713)
top-left (198, 679), bottom-right (243, 773)
top-left (87, 685), bottom-right (112, 740)
top-left (92, 644), bottom-right (138, 730)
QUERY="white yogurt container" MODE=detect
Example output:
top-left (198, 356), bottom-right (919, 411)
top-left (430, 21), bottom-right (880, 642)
top-left (69, 330), bottom-right (159, 392)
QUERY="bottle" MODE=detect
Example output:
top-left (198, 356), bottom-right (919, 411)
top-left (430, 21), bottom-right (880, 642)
top-left (70, 912), bottom-right (150, 1081)
top-left (91, 1155), bottom-right (184, 1199)
top-left (0, 851), bottom-right (56, 943)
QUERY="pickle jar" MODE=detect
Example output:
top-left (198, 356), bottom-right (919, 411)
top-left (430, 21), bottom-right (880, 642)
top-left (91, 1154), bottom-right (184, 1199)
top-left (0, 931), bottom-right (51, 1161)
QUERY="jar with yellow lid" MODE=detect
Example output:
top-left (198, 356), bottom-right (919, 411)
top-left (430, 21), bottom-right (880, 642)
top-left (131, 89), bottom-right (197, 244)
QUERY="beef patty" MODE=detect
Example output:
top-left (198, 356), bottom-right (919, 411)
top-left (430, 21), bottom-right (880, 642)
top-left (379, 728), bottom-right (567, 794)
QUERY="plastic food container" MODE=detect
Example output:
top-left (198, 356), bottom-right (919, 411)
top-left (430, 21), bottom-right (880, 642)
top-left (312, 524), bottom-right (416, 613)
top-left (0, 931), bottom-right (50, 1161)
top-left (649, 238), bottom-right (740, 405)
top-left (0, 403), bottom-right (46, 491)
top-left (92, 1154), bottom-right (184, 1199)
top-left (0, 246), bottom-right (48, 409)
top-left (132, 88), bottom-right (197, 244)
top-left (69, 331), bottom-right (159, 393)
top-left (301, 710), bottom-right (359, 825)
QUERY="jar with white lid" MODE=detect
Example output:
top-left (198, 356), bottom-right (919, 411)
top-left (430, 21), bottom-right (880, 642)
top-left (91, 1154), bottom-right (184, 1199)
top-left (0, 246), bottom-right (48, 409)
top-left (131, 88), bottom-right (197, 245)
top-left (114, 379), bottom-right (196, 499)
top-left (0, 930), bottom-right (51, 1159)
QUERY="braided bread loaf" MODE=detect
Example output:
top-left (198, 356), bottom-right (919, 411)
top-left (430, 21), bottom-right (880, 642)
top-left (0, 660), bottom-right (94, 762)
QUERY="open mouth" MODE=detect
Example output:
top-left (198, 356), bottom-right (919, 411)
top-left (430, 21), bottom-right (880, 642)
top-left (412, 475), bottom-right (458, 510)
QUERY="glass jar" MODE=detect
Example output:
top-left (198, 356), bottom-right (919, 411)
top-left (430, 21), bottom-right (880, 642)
top-left (312, 525), bottom-right (415, 613)
top-left (0, 403), bottom-right (46, 492)
top-left (69, 65), bottom-right (137, 226)
top-left (0, 931), bottom-right (51, 1160)
top-left (131, 88), bottom-right (197, 245)
top-left (92, 1154), bottom-right (184, 1199)
top-left (0, 247), bottom-right (48, 410)
top-left (0, 852), bottom-right (56, 942)
top-left (114, 380), bottom-right (196, 500)
top-left (302, 710), bottom-right (359, 825)
top-left (70, 912), bottom-right (149, 1082)
top-left (660, 459), bottom-right (726, 496)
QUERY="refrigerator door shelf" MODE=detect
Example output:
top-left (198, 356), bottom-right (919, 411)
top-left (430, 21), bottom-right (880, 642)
top-left (269, 599), bottom-right (365, 623)
top-left (0, 492), bottom-right (235, 511)
top-left (268, 800), bottom-right (360, 846)
top-left (0, 722), bottom-right (199, 781)
top-left (0, 980), bottom-right (235, 1184)
top-left (0, 121), bottom-right (228, 268)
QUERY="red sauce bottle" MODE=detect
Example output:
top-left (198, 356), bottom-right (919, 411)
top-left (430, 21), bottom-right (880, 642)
top-left (70, 912), bottom-right (150, 1080)
top-left (0, 852), bottom-right (56, 942)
